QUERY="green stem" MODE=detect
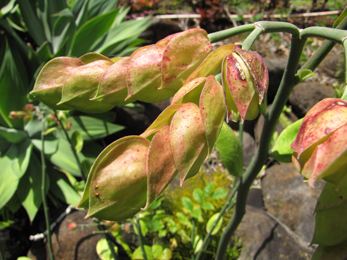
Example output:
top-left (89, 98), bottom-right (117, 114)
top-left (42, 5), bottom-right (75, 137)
top-left (54, 111), bottom-right (86, 180)
top-left (241, 26), bottom-right (263, 50)
top-left (208, 24), bottom-right (255, 43)
top-left (216, 26), bottom-right (304, 260)
top-left (301, 27), bottom-right (347, 43)
top-left (195, 179), bottom-right (240, 260)
top-left (136, 217), bottom-right (148, 260)
top-left (301, 15), bottom-right (347, 71)
top-left (41, 119), bottom-right (55, 260)
top-left (97, 222), bottom-right (119, 260)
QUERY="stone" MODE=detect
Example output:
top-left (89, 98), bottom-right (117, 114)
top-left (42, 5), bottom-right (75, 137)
top-left (50, 210), bottom-right (101, 260)
top-left (242, 131), bottom-right (256, 167)
top-left (288, 80), bottom-right (335, 117)
top-left (237, 206), bottom-right (312, 260)
top-left (261, 163), bottom-right (323, 243)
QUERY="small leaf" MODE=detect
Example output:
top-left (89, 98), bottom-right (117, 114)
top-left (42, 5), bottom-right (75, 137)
top-left (181, 197), bottom-right (194, 212)
top-left (193, 236), bottom-right (203, 254)
top-left (271, 119), bottom-right (303, 162)
top-left (96, 238), bottom-right (118, 260)
top-left (296, 69), bottom-right (316, 81)
top-left (215, 122), bottom-right (243, 176)
top-left (193, 188), bottom-right (204, 203)
top-left (71, 131), bottom-right (84, 152)
top-left (132, 245), bottom-right (153, 260)
top-left (206, 213), bottom-right (223, 235)
top-left (212, 187), bottom-right (228, 200)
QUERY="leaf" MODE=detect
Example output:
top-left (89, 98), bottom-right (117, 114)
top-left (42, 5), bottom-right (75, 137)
top-left (312, 240), bottom-right (347, 260)
top-left (212, 187), bottom-right (228, 200)
top-left (333, 7), bottom-right (347, 28)
top-left (215, 122), bottom-right (243, 176)
top-left (71, 131), bottom-right (84, 152)
top-left (51, 8), bottom-right (75, 54)
top-left (70, 10), bottom-right (117, 56)
top-left (49, 172), bottom-right (80, 206)
top-left (70, 115), bottom-right (124, 140)
top-left (49, 138), bottom-right (85, 176)
top-left (32, 138), bottom-right (59, 155)
top-left (271, 119), bottom-right (303, 162)
top-left (16, 155), bottom-right (44, 222)
top-left (96, 238), bottom-right (118, 260)
top-left (0, 37), bottom-right (27, 128)
top-left (206, 213), bottom-right (223, 235)
top-left (132, 245), bottom-right (153, 260)
top-left (313, 183), bottom-right (347, 246)
top-left (181, 197), bottom-right (194, 212)
top-left (0, 126), bottom-right (27, 143)
top-left (296, 69), bottom-right (316, 82)
top-left (0, 140), bottom-right (32, 210)
top-left (193, 188), bottom-right (204, 204)
top-left (193, 236), bottom-right (203, 254)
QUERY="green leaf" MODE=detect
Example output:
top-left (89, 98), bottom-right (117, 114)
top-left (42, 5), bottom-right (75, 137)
top-left (70, 116), bottom-right (124, 140)
top-left (206, 213), bottom-right (223, 235)
top-left (0, 126), bottom-right (27, 143)
top-left (49, 172), bottom-right (80, 206)
top-left (32, 138), bottom-right (59, 155)
top-left (271, 119), bottom-right (303, 162)
top-left (0, 37), bottom-right (27, 128)
top-left (313, 183), bottom-right (347, 246)
top-left (333, 7), bottom-right (347, 28)
top-left (70, 10), bottom-right (117, 56)
top-left (16, 155), bottom-right (44, 222)
top-left (71, 131), bottom-right (84, 152)
top-left (215, 122), bottom-right (243, 176)
top-left (193, 188), bottom-right (204, 203)
top-left (152, 245), bottom-right (172, 260)
top-left (49, 139), bottom-right (84, 176)
top-left (132, 245), bottom-right (153, 260)
top-left (212, 187), bottom-right (228, 200)
top-left (296, 69), bottom-right (316, 82)
top-left (51, 8), bottom-right (75, 54)
top-left (181, 197), bottom-right (194, 212)
top-left (0, 140), bottom-right (32, 209)
top-left (96, 238), bottom-right (118, 260)
top-left (193, 236), bottom-right (203, 254)
top-left (313, 240), bottom-right (347, 260)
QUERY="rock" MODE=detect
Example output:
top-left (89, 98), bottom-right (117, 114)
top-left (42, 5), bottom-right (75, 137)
top-left (288, 80), bottom-right (335, 117)
top-left (49, 210), bottom-right (102, 260)
top-left (265, 56), bottom-right (287, 103)
top-left (261, 163), bottom-right (323, 243)
top-left (237, 206), bottom-right (312, 260)
top-left (319, 45), bottom-right (345, 80)
top-left (246, 188), bottom-right (264, 209)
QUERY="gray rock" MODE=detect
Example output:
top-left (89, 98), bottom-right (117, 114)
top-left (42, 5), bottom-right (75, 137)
top-left (243, 131), bottom-right (256, 166)
top-left (237, 206), bottom-right (312, 260)
top-left (261, 163), bottom-right (323, 243)
top-left (289, 80), bottom-right (335, 117)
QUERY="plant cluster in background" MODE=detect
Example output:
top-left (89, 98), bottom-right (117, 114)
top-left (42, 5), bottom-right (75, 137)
top-left (96, 169), bottom-right (241, 260)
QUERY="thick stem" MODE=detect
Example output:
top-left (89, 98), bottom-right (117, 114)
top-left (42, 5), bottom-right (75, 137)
top-left (216, 27), bottom-right (304, 260)
top-left (301, 27), bottom-right (347, 43)
top-left (41, 120), bottom-right (55, 260)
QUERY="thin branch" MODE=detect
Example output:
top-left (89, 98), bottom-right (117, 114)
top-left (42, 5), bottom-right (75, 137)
top-left (41, 118), bottom-right (55, 260)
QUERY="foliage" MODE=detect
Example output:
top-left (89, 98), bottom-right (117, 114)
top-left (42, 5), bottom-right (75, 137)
top-left (0, 0), bottom-right (150, 223)
top-left (96, 170), bottom-right (241, 260)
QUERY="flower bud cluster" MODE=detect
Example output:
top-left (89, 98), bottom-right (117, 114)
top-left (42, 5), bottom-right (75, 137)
top-left (30, 29), bottom-right (211, 113)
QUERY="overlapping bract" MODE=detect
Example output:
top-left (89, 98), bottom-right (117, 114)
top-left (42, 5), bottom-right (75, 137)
top-left (292, 98), bottom-right (347, 189)
top-left (30, 28), bottom-right (212, 113)
top-left (222, 47), bottom-right (269, 120)
top-left (79, 76), bottom-right (226, 221)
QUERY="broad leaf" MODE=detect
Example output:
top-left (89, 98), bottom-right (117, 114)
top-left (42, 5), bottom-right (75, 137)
top-left (215, 122), bottom-right (243, 176)
top-left (271, 119), bottom-right (303, 162)
top-left (70, 116), bottom-right (124, 140)
top-left (70, 10), bottom-right (117, 56)
top-left (0, 126), bottom-right (27, 143)
top-left (206, 213), bottom-right (223, 235)
top-left (49, 173), bottom-right (80, 206)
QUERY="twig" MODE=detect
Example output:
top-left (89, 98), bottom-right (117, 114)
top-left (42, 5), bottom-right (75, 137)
top-left (40, 118), bottom-right (55, 260)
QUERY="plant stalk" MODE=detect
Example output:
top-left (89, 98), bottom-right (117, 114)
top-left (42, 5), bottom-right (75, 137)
top-left (41, 119), bottom-right (55, 260)
top-left (136, 217), bottom-right (148, 260)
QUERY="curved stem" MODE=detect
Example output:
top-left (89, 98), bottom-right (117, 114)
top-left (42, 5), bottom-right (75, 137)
top-left (41, 119), bottom-right (55, 260)
top-left (208, 24), bottom-right (255, 43)
top-left (216, 27), bottom-right (305, 260)
top-left (301, 26), bottom-right (347, 43)
top-left (241, 26), bottom-right (263, 50)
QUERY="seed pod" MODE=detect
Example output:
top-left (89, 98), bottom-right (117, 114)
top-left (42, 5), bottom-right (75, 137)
top-left (31, 28), bottom-right (211, 112)
top-left (81, 77), bottom-right (226, 220)
top-left (291, 98), bottom-right (347, 187)
top-left (222, 47), bottom-right (268, 120)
